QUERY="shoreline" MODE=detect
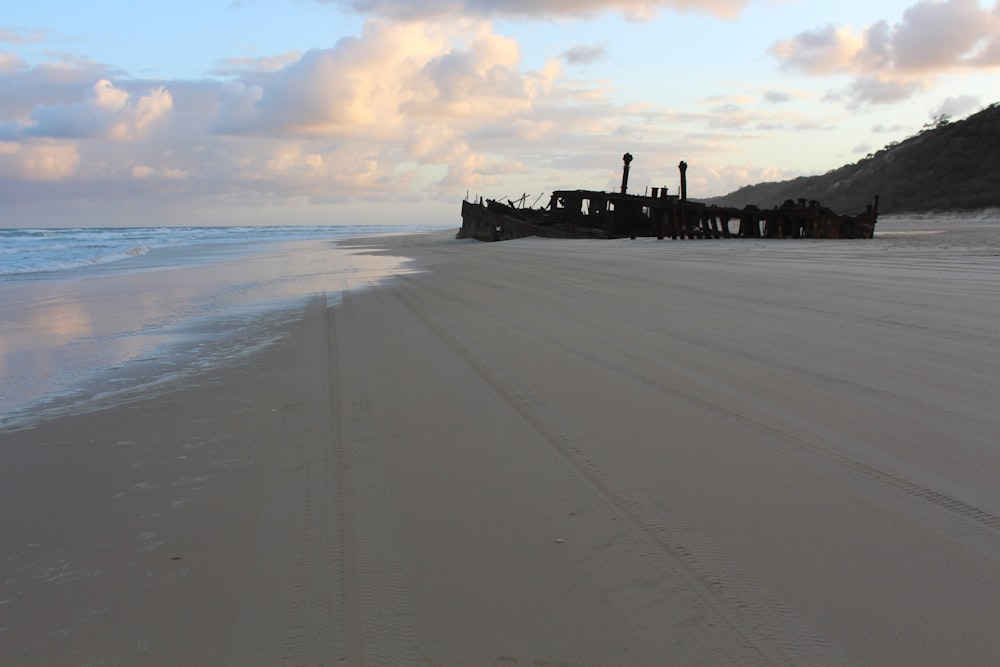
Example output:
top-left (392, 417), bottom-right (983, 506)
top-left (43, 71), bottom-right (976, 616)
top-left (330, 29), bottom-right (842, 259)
top-left (0, 234), bottom-right (425, 424)
top-left (3, 225), bottom-right (1000, 665)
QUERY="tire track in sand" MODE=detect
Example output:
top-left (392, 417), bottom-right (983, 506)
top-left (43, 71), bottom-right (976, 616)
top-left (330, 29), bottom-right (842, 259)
top-left (335, 289), bottom-right (423, 666)
top-left (229, 295), bottom-right (344, 666)
top-left (233, 290), bottom-right (423, 665)
top-left (404, 271), bottom-right (1000, 560)
top-left (386, 281), bottom-right (850, 667)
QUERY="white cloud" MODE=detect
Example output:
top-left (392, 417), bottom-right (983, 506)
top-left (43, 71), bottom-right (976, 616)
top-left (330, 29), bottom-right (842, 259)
top-left (0, 8), bottom-right (853, 221)
top-left (0, 52), bottom-right (27, 73)
top-left (0, 62), bottom-right (100, 123)
top-left (846, 75), bottom-right (926, 106)
top-left (429, 151), bottom-right (525, 193)
top-left (889, 0), bottom-right (1000, 71)
top-left (770, 24), bottom-right (864, 75)
top-left (932, 93), bottom-right (981, 118)
top-left (211, 51), bottom-right (303, 76)
top-left (131, 164), bottom-right (188, 180)
top-left (210, 81), bottom-right (264, 135)
top-left (406, 29), bottom-right (541, 120)
top-left (12, 79), bottom-right (173, 141)
top-left (203, 17), bottom-right (562, 195)
top-left (769, 0), bottom-right (1000, 105)
top-left (264, 146), bottom-right (326, 179)
top-left (406, 124), bottom-right (467, 163)
top-left (0, 139), bottom-right (79, 180)
top-left (248, 20), bottom-right (452, 136)
top-left (692, 161), bottom-right (791, 198)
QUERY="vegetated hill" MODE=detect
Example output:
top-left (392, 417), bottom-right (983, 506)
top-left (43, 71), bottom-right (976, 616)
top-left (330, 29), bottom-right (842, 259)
top-left (701, 102), bottom-right (1000, 215)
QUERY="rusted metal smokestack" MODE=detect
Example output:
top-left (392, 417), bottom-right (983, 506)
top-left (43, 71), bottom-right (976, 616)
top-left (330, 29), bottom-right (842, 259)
top-left (621, 153), bottom-right (633, 194)
top-left (678, 160), bottom-right (688, 201)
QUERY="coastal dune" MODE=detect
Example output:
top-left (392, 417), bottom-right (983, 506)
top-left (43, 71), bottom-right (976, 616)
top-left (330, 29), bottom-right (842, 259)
top-left (3, 223), bottom-right (1000, 665)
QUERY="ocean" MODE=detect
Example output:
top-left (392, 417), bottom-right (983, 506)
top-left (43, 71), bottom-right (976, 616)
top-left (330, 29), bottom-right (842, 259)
top-left (0, 225), bottom-right (449, 430)
top-left (0, 225), bottom-right (443, 277)
top-left (4, 217), bottom-right (997, 432)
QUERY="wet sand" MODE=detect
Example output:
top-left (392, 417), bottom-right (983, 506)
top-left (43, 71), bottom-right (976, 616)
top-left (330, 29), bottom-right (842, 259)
top-left (3, 221), bottom-right (1000, 665)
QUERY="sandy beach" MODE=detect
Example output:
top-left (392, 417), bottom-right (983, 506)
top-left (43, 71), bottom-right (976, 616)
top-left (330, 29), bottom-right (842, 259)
top-left (3, 220), bottom-right (1000, 666)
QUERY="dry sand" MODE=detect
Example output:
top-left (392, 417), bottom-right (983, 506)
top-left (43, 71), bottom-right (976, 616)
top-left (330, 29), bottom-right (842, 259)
top-left (3, 220), bottom-right (1000, 665)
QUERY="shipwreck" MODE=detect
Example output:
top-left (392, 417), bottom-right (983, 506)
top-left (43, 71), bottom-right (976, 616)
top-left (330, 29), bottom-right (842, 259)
top-left (458, 154), bottom-right (878, 242)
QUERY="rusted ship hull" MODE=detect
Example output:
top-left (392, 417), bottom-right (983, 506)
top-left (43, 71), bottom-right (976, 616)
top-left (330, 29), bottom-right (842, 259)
top-left (458, 156), bottom-right (878, 242)
top-left (459, 199), bottom-right (606, 241)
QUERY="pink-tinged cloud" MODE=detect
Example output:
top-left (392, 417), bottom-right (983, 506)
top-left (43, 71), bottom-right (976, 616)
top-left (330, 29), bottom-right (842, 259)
top-left (428, 151), bottom-right (526, 194)
top-left (0, 140), bottom-right (79, 181)
top-left (0, 11), bottom-right (850, 218)
top-left (211, 52), bottom-right (304, 77)
top-left (239, 21), bottom-right (455, 136)
top-left (209, 17), bottom-right (559, 193)
top-left (0, 59), bottom-right (117, 122)
top-left (317, 0), bottom-right (748, 20)
top-left (0, 29), bottom-right (46, 45)
top-left (889, 0), bottom-right (1000, 71)
top-left (689, 161), bottom-right (792, 199)
top-left (0, 52), bottom-right (28, 73)
top-left (770, 0), bottom-right (1000, 104)
top-left (11, 79), bottom-right (172, 141)
top-left (769, 24), bottom-right (864, 75)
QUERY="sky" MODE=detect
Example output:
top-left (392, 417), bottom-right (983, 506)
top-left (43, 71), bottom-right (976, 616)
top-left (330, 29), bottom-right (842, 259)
top-left (1, 0), bottom-right (998, 227)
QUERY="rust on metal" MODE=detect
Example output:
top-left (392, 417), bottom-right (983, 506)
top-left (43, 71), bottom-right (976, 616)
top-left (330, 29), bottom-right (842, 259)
top-left (458, 155), bottom-right (878, 242)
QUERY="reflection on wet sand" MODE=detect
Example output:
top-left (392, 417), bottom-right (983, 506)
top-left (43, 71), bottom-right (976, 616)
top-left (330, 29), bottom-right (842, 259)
top-left (0, 238), bottom-right (416, 420)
